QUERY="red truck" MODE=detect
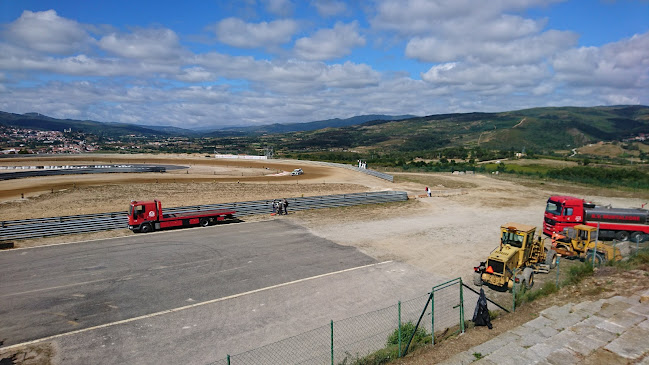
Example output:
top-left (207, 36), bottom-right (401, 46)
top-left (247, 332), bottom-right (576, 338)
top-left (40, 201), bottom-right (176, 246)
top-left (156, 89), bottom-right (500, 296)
top-left (128, 200), bottom-right (235, 233)
top-left (543, 195), bottom-right (648, 242)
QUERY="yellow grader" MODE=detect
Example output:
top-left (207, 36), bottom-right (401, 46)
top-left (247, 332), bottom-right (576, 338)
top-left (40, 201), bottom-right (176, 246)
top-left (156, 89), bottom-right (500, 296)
top-left (551, 224), bottom-right (622, 265)
top-left (474, 222), bottom-right (557, 291)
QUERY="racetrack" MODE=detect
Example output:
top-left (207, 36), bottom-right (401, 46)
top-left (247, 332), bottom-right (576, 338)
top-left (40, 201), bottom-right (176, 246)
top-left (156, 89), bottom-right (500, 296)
top-left (0, 220), bottom-right (451, 364)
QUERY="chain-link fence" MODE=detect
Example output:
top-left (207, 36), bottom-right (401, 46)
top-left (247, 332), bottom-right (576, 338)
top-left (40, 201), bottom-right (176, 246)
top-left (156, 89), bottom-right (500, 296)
top-left (208, 278), bottom-right (478, 365)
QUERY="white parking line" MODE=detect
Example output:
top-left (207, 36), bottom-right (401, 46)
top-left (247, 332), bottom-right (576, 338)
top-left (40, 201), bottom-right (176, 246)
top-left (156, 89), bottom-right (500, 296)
top-left (1, 261), bottom-right (391, 351)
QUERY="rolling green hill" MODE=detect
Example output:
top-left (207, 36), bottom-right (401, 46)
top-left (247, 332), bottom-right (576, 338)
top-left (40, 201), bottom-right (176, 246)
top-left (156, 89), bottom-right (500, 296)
top-left (276, 105), bottom-right (649, 155)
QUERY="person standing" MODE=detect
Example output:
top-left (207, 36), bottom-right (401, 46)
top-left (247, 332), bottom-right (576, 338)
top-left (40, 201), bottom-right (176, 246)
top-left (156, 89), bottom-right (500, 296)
top-left (283, 198), bottom-right (289, 215)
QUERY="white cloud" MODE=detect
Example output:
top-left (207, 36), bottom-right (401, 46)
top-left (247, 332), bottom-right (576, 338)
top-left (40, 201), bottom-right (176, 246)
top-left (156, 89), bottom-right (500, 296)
top-left (176, 67), bottom-right (217, 82)
top-left (421, 62), bottom-right (550, 89)
top-left (3, 10), bottom-right (92, 54)
top-left (262, 0), bottom-right (295, 16)
top-left (406, 29), bottom-right (578, 64)
top-left (371, 0), bottom-right (564, 36)
top-left (213, 18), bottom-right (298, 48)
top-left (311, 0), bottom-right (348, 17)
top-left (99, 28), bottom-right (184, 60)
top-left (294, 22), bottom-right (365, 61)
top-left (553, 31), bottom-right (649, 89)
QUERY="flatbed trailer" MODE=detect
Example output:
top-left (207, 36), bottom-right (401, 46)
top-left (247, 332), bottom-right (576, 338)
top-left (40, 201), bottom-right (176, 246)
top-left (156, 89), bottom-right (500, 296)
top-left (128, 199), bottom-right (235, 233)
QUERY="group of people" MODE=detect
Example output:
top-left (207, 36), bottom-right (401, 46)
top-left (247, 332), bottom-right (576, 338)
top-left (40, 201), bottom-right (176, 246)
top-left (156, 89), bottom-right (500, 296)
top-left (272, 198), bottom-right (289, 215)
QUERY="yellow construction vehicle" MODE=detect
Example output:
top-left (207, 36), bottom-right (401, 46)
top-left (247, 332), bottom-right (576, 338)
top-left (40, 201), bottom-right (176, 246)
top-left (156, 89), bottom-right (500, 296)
top-left (551, 224), bottom-right (622, 265)
top-left (474, 222), bottom-right (557, 291)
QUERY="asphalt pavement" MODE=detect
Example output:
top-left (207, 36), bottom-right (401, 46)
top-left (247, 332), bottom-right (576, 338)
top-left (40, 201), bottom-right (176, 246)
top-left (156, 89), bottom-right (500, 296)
top-left (0, 219), bottom-right (450, 364)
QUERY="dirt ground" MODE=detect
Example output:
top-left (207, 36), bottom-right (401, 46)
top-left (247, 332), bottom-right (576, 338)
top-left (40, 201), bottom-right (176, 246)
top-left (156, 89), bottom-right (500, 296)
top-left (2, 154), bottom-right (649, 364)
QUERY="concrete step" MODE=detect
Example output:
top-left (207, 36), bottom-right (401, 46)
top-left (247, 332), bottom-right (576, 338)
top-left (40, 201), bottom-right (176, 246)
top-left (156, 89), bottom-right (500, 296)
top-left (439, 290), bottom-right (649, 365)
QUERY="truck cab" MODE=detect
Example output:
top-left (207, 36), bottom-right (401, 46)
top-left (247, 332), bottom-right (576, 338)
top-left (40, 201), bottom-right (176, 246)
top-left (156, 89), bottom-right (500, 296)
top-left (543, 196), bottom-right (587, 236)
top-left (128, 200), bottom-right (160, 232)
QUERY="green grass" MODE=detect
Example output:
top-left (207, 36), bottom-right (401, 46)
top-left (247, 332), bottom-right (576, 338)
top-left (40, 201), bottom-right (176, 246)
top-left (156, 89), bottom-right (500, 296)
top-left (341, 321), bottom-right (430, 365)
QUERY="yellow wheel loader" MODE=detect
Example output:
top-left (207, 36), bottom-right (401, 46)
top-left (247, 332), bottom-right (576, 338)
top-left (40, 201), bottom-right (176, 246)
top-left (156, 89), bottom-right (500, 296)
top-left (551, 224), bottom-right (622, 266)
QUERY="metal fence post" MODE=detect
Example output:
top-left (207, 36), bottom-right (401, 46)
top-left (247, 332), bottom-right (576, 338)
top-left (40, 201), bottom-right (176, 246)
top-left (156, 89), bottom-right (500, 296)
top-left (593, 222), bottom-right (600, 266)
top-left (459, 278), bottom-right (465, 334)
top-left (555, 255), bottom-right (560, 287)
top-left (431, 288), bottom-right (435, 345)
top-left (512, 268), bottom-right (517, 312)
top-left (330, 320), bottom-right (334, 365)
top-left (398, 301), bottom-right (402, 357)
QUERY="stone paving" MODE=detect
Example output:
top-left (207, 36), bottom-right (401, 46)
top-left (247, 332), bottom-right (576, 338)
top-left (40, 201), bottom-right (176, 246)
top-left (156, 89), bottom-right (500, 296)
top-left (439, 289), bottom-right (649, 364)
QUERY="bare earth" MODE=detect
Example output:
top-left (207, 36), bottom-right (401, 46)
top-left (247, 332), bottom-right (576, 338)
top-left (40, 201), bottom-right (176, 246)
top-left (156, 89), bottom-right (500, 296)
top-left (2, 154), bottom-right (648, 364)
top-left (1, 153), bottom-right (646, 280)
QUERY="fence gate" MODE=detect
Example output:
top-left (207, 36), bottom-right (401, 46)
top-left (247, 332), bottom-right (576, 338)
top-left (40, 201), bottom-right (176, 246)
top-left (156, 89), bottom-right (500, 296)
top-left (402, 278), bottom-right (465, 356)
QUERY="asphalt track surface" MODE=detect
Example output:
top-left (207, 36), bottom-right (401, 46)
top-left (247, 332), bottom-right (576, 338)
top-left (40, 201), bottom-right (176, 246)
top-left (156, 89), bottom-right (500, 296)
top-left (0, 164), bottom-right (186, 181)
top-left (0, 219), bottom-right (450, 364)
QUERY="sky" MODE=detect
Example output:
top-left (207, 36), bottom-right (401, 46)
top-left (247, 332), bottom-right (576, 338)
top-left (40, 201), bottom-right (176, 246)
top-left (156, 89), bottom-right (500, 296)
top-left (0, 0), bottom-right (648, 130)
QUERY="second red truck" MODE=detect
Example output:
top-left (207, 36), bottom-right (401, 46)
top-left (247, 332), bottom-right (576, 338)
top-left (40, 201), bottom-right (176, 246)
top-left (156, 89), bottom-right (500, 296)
top-left (543, 195), bottom-right (649, 242)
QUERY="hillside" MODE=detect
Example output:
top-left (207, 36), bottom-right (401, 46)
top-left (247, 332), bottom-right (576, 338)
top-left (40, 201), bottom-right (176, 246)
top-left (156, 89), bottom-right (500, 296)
top-left (277, 105), bottom-right (649, 154)
top-left (213, 114), bottom-right (416, 135)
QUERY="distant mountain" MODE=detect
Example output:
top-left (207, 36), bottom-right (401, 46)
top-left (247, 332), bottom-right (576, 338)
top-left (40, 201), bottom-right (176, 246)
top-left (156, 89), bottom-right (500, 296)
top-left (210, 114), bottom-right (417, 135)
top-left (0, 111), bottom-right (196, 138)
top-left (0, 111), bottom-right (416, 138)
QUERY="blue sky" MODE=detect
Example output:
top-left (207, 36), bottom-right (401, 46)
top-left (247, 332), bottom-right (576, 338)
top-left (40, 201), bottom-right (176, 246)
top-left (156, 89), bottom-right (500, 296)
top-left (0, 0), bottom-right (647, 129)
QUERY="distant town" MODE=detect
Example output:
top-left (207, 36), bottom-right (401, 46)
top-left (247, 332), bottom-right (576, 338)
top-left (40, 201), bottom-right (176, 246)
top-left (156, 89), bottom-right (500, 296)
top-left (0, 125), bottom-right (247, 155)
top-left (0, 126), bottom-right (101, 154)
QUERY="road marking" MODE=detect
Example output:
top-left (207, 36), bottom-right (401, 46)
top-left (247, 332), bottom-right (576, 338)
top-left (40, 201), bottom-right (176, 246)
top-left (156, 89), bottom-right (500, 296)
top-left (0, 278), bottom-right (116, 298)
top-left (1, 261), bottom-right (392, 351)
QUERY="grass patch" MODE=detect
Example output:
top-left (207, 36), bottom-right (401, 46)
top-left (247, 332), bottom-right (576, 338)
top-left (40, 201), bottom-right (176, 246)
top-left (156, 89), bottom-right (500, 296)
top-left (341, 321), bottom-right (430, 365)
top-left (564, 262), bottom-right (594, 286)
top-left (516, 282), bottom-right (559, 306)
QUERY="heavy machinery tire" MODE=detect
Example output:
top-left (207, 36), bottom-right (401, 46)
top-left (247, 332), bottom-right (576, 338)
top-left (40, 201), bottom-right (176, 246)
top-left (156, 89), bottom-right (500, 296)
top-left (140, 223), bottom-right (152, 233)
top-left (200, 218), bottom-right (209, 227)
top-left (615, 231), bottom-right (630, 241)
top-left (473, 272), bottom-right (483, 286)
top-left (630, 231), bottom-right (647, 243)
top-left (523, 268), bottom-right (534, 290)
top-left (546, 249), bottom-right (557, 269)
top-left (585, 251), bottom-right (605, 267)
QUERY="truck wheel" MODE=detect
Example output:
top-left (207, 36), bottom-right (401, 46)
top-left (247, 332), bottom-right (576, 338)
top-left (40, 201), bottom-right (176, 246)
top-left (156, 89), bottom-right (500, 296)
top-left (615, 231), bottom-right (630, 241)
top-left (630, 231), bottom-right (647, 243)
top-left (545, 250), bottom-right (557, 269)
top-left (523, 268), bottom-right (534, 290)
top-left (140, 223), bottom-right (152, 233)
top-left (200, 218), bottom-right (209, 227)
top-left (585, 252), bottom-right (605, 267)
top-left (473, 272), bottom-right (483, 286)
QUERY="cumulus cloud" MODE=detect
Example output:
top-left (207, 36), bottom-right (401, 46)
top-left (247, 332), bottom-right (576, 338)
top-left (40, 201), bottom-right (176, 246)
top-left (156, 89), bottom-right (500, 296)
top-left (176, 67), bottom-right (217, 82)
top-left (312, 0), bottom-right (348, 17)
top-left (262, 0), bottom-right (295, 16)
top-left (553, 31), bottom-right (649, 89)
top-left (3, 10), bottom-right (92, 54)
top-left (294, 22), bottom-right (365, 61)
top-left (99, 28), bottom-right (184, 60)
top-left (371, 0), bottom-right (563, 36)
top-left (421, 62), bottom-right (549, 87)
top-left (407, 29), bottom-right (578, 64)
top-left (213, 18), bottom-right (298, 48)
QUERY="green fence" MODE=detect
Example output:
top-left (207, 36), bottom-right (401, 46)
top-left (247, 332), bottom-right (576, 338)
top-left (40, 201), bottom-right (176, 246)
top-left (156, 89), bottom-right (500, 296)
top-left (208, 278), bottom-right (475, 365)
